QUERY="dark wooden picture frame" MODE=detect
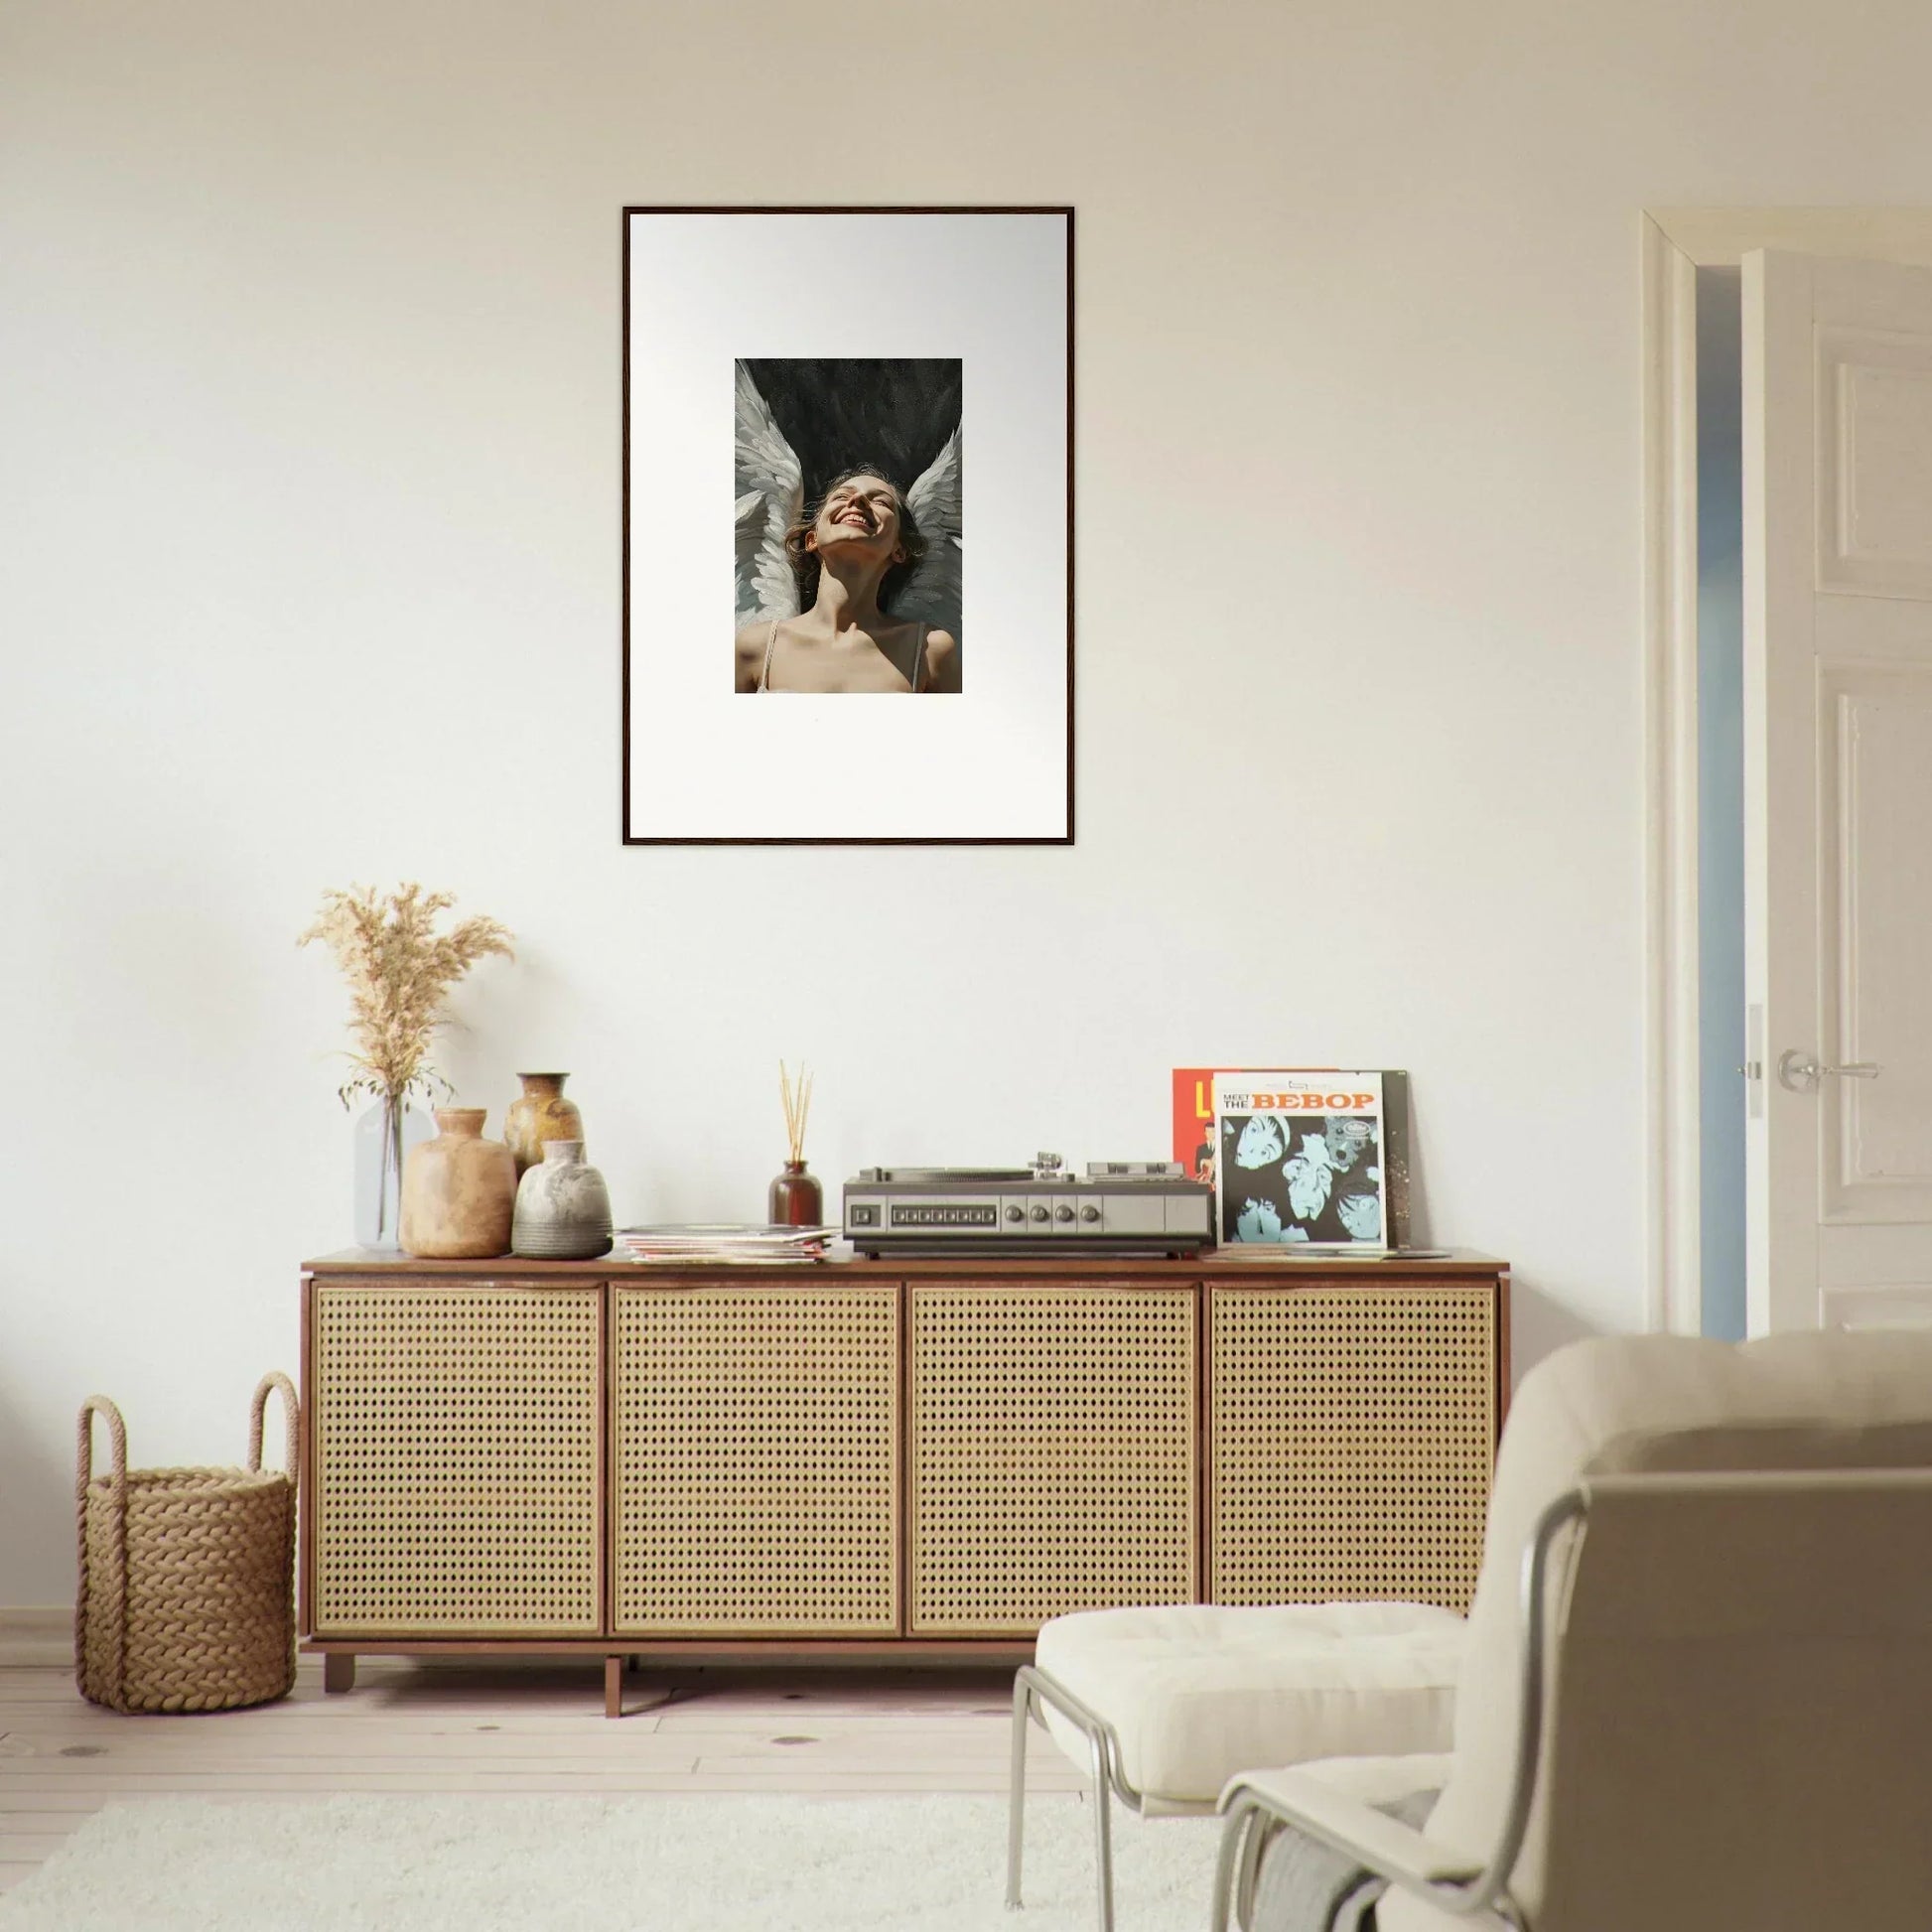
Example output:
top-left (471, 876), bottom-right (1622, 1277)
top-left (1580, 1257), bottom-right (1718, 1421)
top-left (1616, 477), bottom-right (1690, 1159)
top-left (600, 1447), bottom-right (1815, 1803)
top-left (621, 206), bottom-right (1075, 846)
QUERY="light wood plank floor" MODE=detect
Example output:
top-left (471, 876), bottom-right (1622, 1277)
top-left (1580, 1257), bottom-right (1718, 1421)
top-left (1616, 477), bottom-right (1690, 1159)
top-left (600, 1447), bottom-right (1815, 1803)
top-left (0, 1658), bottom-right (1084, 1892)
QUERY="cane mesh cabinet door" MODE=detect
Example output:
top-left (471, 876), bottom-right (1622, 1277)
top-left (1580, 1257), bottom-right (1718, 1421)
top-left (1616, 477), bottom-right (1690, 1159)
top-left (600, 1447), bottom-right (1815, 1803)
top-left (612, 1283), bottom-right (900, 1635)
top-left (311, 1281), bottom-right (602, 1635)
top-left (908, 1283), bottom-right (1197, 1634)
top-left (1209, 1282), bottom-right (1496, 1612)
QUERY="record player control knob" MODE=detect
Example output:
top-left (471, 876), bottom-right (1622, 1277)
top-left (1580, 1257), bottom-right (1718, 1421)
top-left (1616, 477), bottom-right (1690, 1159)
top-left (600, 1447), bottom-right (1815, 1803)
top-left (1030, 1205), bottom-right (1050, 1224)
top-left (1005, 1204), bottom-right (1025, 1223)
top-left (1080, 1205), bottom-right (1101, 1223)
top-left (1054, 1204), bottom-right (1075, 1223)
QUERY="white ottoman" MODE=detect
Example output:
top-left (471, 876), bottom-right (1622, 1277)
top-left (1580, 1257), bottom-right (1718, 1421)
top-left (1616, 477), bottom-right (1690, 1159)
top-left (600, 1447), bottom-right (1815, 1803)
top-left (1008, 1602), bottom-right (1466, 1932)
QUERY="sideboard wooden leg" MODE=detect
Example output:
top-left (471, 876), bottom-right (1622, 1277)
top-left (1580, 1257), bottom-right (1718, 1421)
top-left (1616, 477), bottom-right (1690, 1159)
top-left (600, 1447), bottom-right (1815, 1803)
top-left (605, 1654), bottom-right (622, 1720)
top-left (323, 1653), bottom-right (356, 1695)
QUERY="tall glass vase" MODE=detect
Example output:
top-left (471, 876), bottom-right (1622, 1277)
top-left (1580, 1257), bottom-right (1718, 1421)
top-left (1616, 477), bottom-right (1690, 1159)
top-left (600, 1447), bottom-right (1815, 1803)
top-left (352, 1095), bottom-right (432, 1250)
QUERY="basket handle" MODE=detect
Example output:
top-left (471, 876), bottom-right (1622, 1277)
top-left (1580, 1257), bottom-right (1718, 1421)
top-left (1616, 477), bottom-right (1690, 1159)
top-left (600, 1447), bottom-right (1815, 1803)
top-left (75, 1395), bottom-right (130, 1703)
top-left (248, 1371), bottom-right (299, 1482)
top-left (76, 1395), bottom-right (128, 1503)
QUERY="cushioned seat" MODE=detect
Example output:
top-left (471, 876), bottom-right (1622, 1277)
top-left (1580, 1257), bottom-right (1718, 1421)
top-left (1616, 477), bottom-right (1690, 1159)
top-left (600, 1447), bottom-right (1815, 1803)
top-left (1034, 1601), bottom-right (1466, 1812)
top-left (1211, 1328), bottom-right (1932, 1932)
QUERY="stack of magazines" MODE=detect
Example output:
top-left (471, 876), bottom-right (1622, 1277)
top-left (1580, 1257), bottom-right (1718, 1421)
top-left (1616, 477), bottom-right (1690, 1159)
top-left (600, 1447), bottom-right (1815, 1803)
top-left (612, 1224), bottom-right (838, 1265)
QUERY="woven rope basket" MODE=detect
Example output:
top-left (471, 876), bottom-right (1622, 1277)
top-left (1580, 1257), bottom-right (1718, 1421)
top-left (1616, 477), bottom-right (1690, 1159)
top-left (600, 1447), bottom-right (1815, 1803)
top-left (75, 1372), bottom-right (298, 1714)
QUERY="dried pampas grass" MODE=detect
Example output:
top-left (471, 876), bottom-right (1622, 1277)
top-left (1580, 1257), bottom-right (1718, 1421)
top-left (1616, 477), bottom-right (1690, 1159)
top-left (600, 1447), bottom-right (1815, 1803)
top-left (299, 883), bottom-right (514, 1109)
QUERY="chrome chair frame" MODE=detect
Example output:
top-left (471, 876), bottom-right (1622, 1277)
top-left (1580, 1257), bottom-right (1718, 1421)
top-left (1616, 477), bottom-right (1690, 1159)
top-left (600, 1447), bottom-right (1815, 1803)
top-left (1006, 1661), bottom-right (1215, 1932)
top-left (1209, 1490), bottom-right (1587, 1932)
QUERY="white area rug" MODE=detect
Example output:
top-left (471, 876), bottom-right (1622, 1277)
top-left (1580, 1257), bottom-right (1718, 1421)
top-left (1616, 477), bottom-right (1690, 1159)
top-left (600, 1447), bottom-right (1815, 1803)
top-left (0, 1794), bottom-right (1222, 1931)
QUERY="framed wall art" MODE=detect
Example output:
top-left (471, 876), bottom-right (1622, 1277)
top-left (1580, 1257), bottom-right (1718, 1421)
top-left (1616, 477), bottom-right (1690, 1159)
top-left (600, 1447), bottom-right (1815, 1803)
top-left (621, 207), bottom-right (1073, 845)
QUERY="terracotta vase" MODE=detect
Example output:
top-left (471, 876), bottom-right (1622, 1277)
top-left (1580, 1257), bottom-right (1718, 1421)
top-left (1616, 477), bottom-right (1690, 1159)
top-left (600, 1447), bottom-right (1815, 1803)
top-left (512, 1141), bottom-right (615, 1260)
top-left (503, 1072), bottom-right (585, 1176)
top-left (400, 1109), bottom-right (516, 1259)
top-left (767, 1160), bottom-right (824, 1227)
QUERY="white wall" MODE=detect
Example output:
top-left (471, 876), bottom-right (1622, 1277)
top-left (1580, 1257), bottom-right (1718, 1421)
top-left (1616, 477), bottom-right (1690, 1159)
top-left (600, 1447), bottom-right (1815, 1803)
top-left (5, 0), bottom-right (1930, 1604)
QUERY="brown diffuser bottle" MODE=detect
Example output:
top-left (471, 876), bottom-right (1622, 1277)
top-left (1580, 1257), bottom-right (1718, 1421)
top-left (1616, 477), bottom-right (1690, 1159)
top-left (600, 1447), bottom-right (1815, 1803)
top-left (769, 1060), bottom-right (823, 1226)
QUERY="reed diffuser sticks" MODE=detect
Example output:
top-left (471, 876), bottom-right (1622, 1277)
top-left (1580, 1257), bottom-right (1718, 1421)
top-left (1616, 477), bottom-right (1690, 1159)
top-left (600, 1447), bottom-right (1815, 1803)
top-left (779, 1060), bottom-right (814, 1165)
top-left (770, 1060), bottom-right (822, 1226)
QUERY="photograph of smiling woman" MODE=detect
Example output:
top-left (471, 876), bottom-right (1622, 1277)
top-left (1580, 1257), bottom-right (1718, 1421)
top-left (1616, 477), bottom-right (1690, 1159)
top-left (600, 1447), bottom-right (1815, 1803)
top-left (733, 358), bottom-right (963, 694)
top-left (736, 470), bottom-right (958, 692)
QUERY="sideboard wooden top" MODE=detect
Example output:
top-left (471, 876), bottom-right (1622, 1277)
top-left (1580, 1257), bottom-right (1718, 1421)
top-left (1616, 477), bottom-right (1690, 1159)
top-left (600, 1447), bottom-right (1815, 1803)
top-left (305, 1247), bottom-right (1506, 1279)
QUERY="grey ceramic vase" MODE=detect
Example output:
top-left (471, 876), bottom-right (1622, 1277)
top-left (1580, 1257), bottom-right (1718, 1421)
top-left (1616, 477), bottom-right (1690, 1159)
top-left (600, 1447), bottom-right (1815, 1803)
top-left (511, 1141), bottom-right (614, 1260)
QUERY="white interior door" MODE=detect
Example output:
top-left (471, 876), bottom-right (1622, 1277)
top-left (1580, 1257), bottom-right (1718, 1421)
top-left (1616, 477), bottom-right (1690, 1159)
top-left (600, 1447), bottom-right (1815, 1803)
top-left (1744, 249), bottom-right (1932, 1332)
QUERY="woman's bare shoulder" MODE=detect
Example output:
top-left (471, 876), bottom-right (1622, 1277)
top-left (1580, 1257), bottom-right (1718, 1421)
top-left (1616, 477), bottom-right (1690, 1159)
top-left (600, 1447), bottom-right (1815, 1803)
top-left (922, 626), bottom-right (960, 693)
top-left (735, 621), bottom-right (773, 692)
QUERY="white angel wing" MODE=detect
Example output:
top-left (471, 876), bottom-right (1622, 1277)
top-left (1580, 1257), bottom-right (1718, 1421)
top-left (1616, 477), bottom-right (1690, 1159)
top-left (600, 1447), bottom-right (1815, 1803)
top-left (734, 364), bottom-right (802, 626)
top-left (894, 426), bottom-right (961, 634)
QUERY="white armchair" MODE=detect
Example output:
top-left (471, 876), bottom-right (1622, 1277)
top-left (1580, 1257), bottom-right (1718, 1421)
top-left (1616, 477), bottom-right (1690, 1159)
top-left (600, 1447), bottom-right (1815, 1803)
top-left (1213, 1328), bottom-right (1932, 1932)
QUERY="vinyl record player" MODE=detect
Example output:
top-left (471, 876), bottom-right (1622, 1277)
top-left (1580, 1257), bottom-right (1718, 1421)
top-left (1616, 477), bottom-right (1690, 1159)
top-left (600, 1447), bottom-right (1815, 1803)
top-left (843, 1155), bottom-right (1212, 1257)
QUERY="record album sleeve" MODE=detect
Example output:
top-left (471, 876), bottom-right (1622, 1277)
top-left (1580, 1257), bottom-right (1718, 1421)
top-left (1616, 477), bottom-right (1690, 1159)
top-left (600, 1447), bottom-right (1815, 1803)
top-left (1195, 1068), bottom-right (1412, 1249)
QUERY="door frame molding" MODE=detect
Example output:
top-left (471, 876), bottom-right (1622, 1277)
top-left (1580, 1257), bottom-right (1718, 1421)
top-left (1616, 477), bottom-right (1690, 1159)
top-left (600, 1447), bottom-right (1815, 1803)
top-left (1641, 208), bottom-right (1932, 1337)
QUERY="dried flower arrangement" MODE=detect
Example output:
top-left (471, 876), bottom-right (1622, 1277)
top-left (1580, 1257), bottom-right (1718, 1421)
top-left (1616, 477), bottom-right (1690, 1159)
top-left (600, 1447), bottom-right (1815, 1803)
top-left (299, 884), bottom-right (515, 1114)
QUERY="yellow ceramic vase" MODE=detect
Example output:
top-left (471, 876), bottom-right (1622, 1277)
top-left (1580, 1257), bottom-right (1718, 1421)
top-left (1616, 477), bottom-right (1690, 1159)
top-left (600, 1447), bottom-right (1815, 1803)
top-left (504, 1072), bottom-right (585, 1176)
top-left (400, 1109), bottom-right (516, 1258)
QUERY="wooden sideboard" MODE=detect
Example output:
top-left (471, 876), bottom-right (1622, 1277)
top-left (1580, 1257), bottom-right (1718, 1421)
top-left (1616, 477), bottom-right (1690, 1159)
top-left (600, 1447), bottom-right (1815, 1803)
top-left (300, 1250), bottom-right (1509, 1715)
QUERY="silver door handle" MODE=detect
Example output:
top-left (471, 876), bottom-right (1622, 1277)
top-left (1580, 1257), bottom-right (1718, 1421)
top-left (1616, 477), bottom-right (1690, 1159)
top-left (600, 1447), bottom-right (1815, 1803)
top-left (1777, 1050), bottom-right (1881, 1091)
